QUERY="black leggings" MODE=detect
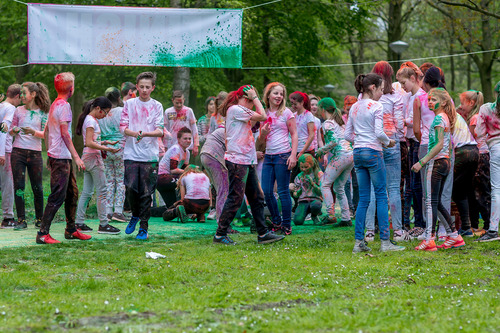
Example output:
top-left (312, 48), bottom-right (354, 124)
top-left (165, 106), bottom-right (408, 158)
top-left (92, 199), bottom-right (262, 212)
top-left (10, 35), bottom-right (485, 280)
top-left (470, 152), bottom-right (491, 230)
top-left (452, 145), bottom-right (479, 230)
top-left (10, 148), bottom-right (44, 221)
top-left (424, 158), bottom-right (455, 236)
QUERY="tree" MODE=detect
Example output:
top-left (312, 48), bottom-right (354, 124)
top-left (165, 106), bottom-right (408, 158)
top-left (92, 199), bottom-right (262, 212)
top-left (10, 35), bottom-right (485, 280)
top-left (426, 0), bottom-right (499, 101)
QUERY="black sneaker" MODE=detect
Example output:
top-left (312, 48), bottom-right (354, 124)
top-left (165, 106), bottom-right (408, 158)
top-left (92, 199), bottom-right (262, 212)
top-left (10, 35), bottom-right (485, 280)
top-left (213, 235), bottom-right (236, 245)
top-left (1, 218), bottom-right (16, 228)
top-left (258, 231), bottom-right (285, 244)
top-left (35, 218), bottom-right (42, 228)
top-left (98, 224), bottom-right (121, 235)
top-left (332, 220), bottom-right (353, 228)
top-left (278, 226), bottom-right (292, 236)
top-left (14, 220), bottom-right (28, 230)
top-left (111, 213), bottom-right (127, 223)
top-left (76, 223), bottom-right (93, 233)
top-left (474, 230), bottom-right (500, 242)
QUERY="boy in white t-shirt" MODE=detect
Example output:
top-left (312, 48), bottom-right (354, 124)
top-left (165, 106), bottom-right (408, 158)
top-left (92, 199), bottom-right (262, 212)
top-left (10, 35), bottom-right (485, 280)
top-left (0, 84), bottom-right (22, 228)
top-left (37, 72), bottom-right (90, 244)
top-left (120, 72), bottom-right (164, 240)
top-left (164, 90), bottom-right (199, 155)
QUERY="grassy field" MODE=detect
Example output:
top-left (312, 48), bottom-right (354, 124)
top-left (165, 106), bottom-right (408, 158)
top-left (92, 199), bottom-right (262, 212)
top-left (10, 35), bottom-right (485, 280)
top-left (1, 217), bottom-right (500, 332)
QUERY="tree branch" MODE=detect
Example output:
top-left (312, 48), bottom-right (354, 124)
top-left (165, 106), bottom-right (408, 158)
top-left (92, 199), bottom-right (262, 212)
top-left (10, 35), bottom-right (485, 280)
top-left (437, 0), bottom-right (500, 19)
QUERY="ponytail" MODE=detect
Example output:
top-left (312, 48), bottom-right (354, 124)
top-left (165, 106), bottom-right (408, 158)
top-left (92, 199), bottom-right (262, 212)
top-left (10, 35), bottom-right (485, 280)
top-left (76, 96), bottom-right (112, 136)
top-left (22, 82), bottom-right (51, 113)
top-left (354, 73), bottom-right (383, 97)
top-left (460, 90), bottom-right (484, 123)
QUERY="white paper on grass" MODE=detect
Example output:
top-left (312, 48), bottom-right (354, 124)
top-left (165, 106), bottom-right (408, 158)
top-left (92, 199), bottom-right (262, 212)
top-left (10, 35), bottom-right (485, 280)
top-left (145, 252), bottom-right (166, 259)
top-left (27, 4), bottom-right (242, 68)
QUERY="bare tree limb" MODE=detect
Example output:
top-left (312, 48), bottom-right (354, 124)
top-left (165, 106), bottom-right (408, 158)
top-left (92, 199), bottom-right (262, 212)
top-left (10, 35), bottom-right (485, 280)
top-left (437, 0), bottom-right (500, 19)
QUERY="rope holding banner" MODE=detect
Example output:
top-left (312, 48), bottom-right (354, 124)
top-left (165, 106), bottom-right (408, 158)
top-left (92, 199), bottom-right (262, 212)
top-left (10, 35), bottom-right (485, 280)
top-left (243, 0), bottom-right (283, 10)
top-left (10, 0), bottom-right (28, 5)
top-left (0, 63), bottom-right (29, 70)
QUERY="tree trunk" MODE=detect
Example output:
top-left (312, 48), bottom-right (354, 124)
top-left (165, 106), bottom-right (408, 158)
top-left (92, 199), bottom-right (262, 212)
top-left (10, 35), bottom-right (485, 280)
top-left (171, 0), bottom-right (190, 102)
top-left (387, 0), bottom-right (403, 75)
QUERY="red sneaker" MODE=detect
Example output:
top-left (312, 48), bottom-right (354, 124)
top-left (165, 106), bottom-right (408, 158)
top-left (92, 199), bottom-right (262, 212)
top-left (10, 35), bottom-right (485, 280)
top-left (437, 235), bottom-right (465, 249)
top-left (65, 229), bottom-right (92, 240)
top-left (36, 233), bottom-right (61, 244)
top-left (415, 240), bottom-right (437, 251)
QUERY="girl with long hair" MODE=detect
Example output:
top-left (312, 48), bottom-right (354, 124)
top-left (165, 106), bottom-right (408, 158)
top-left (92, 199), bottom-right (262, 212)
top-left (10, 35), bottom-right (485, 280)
top-left (365, 61), bottom-right (405, 241)
top-left (316, 97), bottom-right (353, 226)
top-left (291, 154), bottom-right (323, 225)
top-left (161, 165), bottom-right (211, 223)
top-left (258, 82), bottom-right (298, 235)
top-left (412, 88), bottom-right (464, 250)
top-left (475, 81), bottom-right (500, 242)
top-left (214, 85), bottom-right (284, 245)
top-left (345, 73), bottom-right (404, 253)
top-left (9, 82), bottom-right (50, 229)
top-left (458, 90), bottom-right (490, 235)
top-left (75, 97), bottom-right (121, 234)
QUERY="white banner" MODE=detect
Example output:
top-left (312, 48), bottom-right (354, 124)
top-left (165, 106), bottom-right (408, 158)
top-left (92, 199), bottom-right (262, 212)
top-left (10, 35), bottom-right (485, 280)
top-left (27, 4), bottom-right (243, 68)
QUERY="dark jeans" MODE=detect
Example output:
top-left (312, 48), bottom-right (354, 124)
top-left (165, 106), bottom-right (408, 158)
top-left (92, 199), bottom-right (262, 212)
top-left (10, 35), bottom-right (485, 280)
top-left (452, 145), bottom-right (480, 230)
top-left (124, 160), bottom-right (158, 230)
top-left (11, 148), bottom-right (44, 221)
top-left (216, 161), bottom-right (268, 236)
top-left (404, 139), bottom-right (424, 228)
top-left (399, 140), bottom-right (410, 227)
top-left (157, 173), bottom-right (179, 208)
top-left (471, 153), bottom-right (491, 230)
top-left (294, 199), bottom-right (322, 225)
top-left (262, 152), bottom-right (292, 228)
top-left (162, 198), bottom-right (210, 222)
top-left (40, 158), bottom-right (78, 234)
top-left (423, 158), bottom-right (454, 237)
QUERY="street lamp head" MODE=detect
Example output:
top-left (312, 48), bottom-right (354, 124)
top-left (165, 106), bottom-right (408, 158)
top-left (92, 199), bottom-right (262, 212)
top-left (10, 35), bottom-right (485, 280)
top-left (323, 84), bottom-right (335, 94)
top-left (389, 40), bottom-right (409, 54)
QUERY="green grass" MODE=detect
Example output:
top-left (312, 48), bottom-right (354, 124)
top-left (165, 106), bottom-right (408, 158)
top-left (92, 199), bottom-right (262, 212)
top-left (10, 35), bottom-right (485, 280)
top-left (1, 219), bottom-right (500, 332)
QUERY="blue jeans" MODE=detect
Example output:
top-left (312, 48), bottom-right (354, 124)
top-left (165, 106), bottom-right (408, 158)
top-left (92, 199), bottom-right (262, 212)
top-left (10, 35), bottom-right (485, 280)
top-left (262, 152), bottom-right (292, 228)
top-left (366, 141), bottom-right (402, 231)
top-left (353, 148), bottom-right (390, 241)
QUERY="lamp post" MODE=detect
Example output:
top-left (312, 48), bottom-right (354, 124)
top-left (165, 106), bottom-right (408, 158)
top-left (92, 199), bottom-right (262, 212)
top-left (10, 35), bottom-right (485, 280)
top-left (389, 40), bottom-right (409, 68)
top-left (323, 84), bottom-right (335, 97)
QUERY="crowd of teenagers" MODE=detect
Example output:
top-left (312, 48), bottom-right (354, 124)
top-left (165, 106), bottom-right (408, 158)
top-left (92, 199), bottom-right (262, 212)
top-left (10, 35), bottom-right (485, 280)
top-left (0, 62), bottom-right (499, 252)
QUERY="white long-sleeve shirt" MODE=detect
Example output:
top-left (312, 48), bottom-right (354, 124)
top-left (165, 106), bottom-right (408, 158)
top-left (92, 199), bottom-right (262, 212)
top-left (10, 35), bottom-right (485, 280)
top-left (379, 92), bottom-right (404, 140)
top-left (344, 98), bottom-right (391, 151)
top-left (476, 102), bottom-right (500, 149)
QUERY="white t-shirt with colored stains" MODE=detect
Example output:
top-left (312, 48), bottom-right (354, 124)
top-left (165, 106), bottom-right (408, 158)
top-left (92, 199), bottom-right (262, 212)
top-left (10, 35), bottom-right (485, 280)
top-left (452, 114), bottom-right (477, 149)
top-left (264, 107), bottom-right (294, 155)
top-left (164, 106), bottom-right (198, 149)
top-left (295, 110), bottom-right (316, 152)
top-left (47, 98), bottom-right (73, 160)
top-left (82, 115), bottom-right (101, 155)
top-left (224, 105), bottom-right (257, 165)
top-left (158, 143), bottom-right (190, 175)
top-left (470, 114), bottom-right (488, 154)
top-left (12, 106), bottom-right (47, 152)
top-left (182, 172), bottom-right (211, 200)
top-left (120, 97), bottom-right (164, 162)
top-left (0, 102), bottom-right (17, 156)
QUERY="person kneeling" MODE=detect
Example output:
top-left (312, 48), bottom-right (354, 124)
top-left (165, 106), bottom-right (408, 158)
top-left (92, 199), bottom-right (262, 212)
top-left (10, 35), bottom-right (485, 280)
top-left (162, 165), bottom-right (211, 223)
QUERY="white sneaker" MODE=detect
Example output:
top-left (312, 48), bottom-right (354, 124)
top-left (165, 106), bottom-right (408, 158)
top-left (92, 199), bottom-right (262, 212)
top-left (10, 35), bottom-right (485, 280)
top-left (207, 209), bottom-right (217, 220)
top-left (305, 214), bottom-right (312, 221)
top-left (393, 230), bottom-right (411, 242)
top-left (365, 230), bottom-right (375, 242)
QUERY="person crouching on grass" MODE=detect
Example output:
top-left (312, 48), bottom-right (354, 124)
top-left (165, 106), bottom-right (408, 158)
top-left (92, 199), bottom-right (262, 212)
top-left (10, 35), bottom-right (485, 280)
top-left (162, 165), bottom-right (211, 223)
top-left (36, 72), bottom-right (89, 244)
top-left (120, 72), bottom-right (165, 240)
top-left (75, 97), bottom-right (121, 235)
top-left (213, 85), bottom-right (284, 245)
